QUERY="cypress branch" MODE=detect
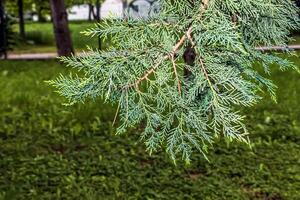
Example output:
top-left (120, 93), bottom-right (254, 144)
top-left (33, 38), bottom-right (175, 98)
top-left (50, 0), bottom-right (300, 163)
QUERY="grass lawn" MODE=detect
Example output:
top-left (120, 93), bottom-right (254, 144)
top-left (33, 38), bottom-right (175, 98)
top-left (0, 53), bottom-right (299, 199)
top-left (11, 21), bottom-right (107, 54)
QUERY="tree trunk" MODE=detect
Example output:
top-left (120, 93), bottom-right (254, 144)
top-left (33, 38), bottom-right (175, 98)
top-left (36, 5), bottom-right (48, 22)
top-left (37, 7), bottom-right (45, 22)
top-left (18, 0), bottom-right (25, 40)
top-left (88, 3), bottom-right (93, 21)
top-left (0, 0), bottom-right (7, 59)
top-left (49, 0), bottom-right (74, 56)
top-left (95, 0), bottom-right (101, 21)
top-left (91, 5), bottom-right (96, 20)
top-left (122, 0), bottom-right (128, 18)
top-left (94, 0), bottom-right (102, 50)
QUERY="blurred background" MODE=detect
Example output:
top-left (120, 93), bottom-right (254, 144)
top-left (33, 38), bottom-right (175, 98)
top-left (0, 0), bottom-right (300, 199)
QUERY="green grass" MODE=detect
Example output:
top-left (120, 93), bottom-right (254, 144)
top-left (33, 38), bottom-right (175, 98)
top-left (0, 54), bottom-right (299, 199)
top-left (290, 34), bottom-right (300, 45)
top-left (11, 21), bottom-right (106, 54)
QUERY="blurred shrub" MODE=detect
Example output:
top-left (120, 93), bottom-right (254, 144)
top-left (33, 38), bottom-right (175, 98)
top-left (25, 31), bottom-right (54, 46)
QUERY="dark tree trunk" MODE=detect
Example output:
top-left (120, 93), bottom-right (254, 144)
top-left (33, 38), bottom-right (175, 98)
top-left (88, 3), bottom-right (93, 21)
top-left (18, 0), bottom-right (25, 40)
top-left (122, 0), bottom-right (128, 18)
top-left (49, 0), bottom-right (74, 56)
top-left (95, 0), bottom-right (101, 21)
top-left (0, 0), bottom-right (7, 59)
top-left (37, 7), bottom-right (44, 22)
top-left (94, 0), bottom-right (102, 50)
top-left (91, 6), bottom-right (96, 19)
top-left (36, 5), bottom-right (48, 22)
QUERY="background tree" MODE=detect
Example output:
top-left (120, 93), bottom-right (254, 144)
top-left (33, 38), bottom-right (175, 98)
top-left (50, 1), bottom-right (300, 163)
top-left (68, 0), bottom-right (105, 21)
top-left (0, 1), bottom-right (16, 59)
top-left (122, 0), bottom-right (127, 17)
top-left (95, 0), bottom-right (100, 20)
top-left (78, 0), bottom-right (106, 49)
top-left (17, 0), bottom-right (25, 40)
top-left (34, 0), bottom-right (50, 22)
top-left (49, 0), bottom-right (73, 56)
top-left (88, 2), bottom-right (94, 21)
top-left (0, 0), bottom-right (6, 58)
top-left (6, 0), bottom-right (31, 42)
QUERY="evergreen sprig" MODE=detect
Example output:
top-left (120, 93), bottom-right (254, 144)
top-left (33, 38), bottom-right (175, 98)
top-left (49, 0), bottom-right (300, 163)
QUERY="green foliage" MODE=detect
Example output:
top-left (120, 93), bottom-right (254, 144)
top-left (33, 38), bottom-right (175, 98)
top-left (50, 0), bottom-right (300, 162)
top-left (0, 59), bottom-right (300, 199)
top-left (289, 34), bottom-right (300, 44)
top-left (5, 0), bottom-right (80, 19)
top-left (5, 0), bottom-right (34, 16)
top-left (5, 0), bottom-right (107, 21)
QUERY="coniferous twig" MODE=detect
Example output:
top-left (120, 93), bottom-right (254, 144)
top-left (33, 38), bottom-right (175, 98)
top-left (49, 0), bottom-right (300, 163)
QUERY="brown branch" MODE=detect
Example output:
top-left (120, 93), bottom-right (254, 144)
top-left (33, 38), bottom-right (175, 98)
top-left (186, 27), bottom-right (216, 99)
top-left (171, 27), bottom-right (192, 55)
top-left (123, 0), bottom-right (210, 90)
top-left (197, 0), bottom-right (210, 18)
top-left (184, 21), bottom-right (214, 89)
top-left (170, 54), bottom-right (182, 94)
top-left (112, 99), bottom-right (121, 126)
top-left (123, 27), bottom-right (192, 90)
top-left (186, 31), bottom-right (210, 81)
top-left (186, 30), bottom-right (195, 47)
top-left (199, 55), bottom-right (218, 101)
top-left (199, 56), bottom-right (210, 83)
top-left (123, 55), bottom-right (168, 89)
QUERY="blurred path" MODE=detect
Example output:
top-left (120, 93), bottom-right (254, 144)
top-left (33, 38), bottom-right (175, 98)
top-left (5, 53), bottom-right (58, 60)
top-left (2, 45), bottom-right (300, 60)
top-left (256, 45), bottom-right (300, 51)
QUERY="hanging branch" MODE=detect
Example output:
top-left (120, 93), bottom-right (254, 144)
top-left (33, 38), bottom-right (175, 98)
top-left (50, 0), bottom-right (300, 163)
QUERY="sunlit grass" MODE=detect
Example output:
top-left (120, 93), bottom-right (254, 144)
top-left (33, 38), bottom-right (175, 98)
top-left (11, 21), bottom-right (103, 54)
